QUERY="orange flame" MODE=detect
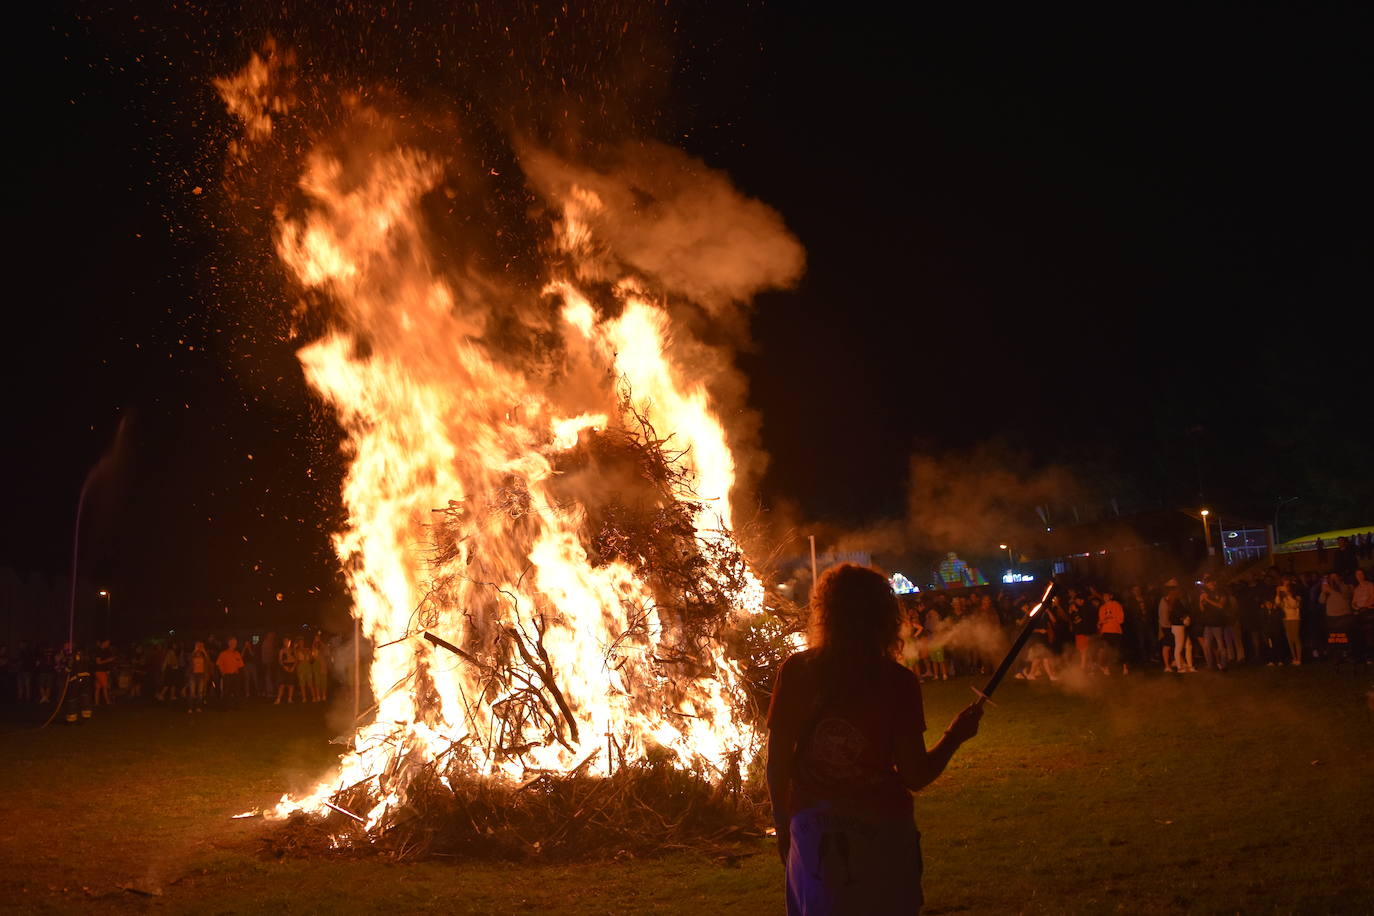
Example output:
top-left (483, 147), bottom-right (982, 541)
top-left (216, 51), bottom-right (796, 830)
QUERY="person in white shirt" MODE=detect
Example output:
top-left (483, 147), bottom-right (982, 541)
top-left (1277, 580), bottom-right (1303, 665)
top-left (1351, 569), bottom-right (1374, 613)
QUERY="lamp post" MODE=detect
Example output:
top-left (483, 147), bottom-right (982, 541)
top-left (808, 534), bottom-right (818, 592)
top-left (98, 590), bottom-right (111, 639)
top-left (999, 543), bottom-right (1014, 567)
top-left (1200, 509), bottom-right (1215, 556)
top-left (1273, 497), bottom-right (1298, 547)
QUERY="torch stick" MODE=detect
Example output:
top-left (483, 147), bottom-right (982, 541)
top-left (972, 580), bottom-right (1055, 707)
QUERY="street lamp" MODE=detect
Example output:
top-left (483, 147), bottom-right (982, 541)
top-left (999, 543), bottom-right (1014, 566)
top-left (1199, 509), bottom-right (1215, 556)
top-left (98, 589), bottom-right (112, 638)
top-left (1273, 497), bottom-right (1298, 546)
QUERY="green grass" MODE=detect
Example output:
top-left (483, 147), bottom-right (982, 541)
top-left (2, 667), bottom-right (1372, 914)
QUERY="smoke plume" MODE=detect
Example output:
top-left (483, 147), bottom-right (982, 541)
top-left (905, 444), bottom-right (1087, 554)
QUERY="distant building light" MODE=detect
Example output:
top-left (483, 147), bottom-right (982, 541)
top-left (1002, 571), bottom-right (1036, 584)
top-left (890, 572), bottom-right (920, 595)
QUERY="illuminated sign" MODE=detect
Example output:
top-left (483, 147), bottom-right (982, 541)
top-left (890, 573), bottom-right (919, 595)
top-left (1002, 571), bottom-right (1036, 584)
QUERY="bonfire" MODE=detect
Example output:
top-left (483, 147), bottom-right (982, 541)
top-left (214, 43), bottom-right (806, 860)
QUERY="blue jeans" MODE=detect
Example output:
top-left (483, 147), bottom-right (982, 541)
top-left (786, 803), bottom-right (922, 914)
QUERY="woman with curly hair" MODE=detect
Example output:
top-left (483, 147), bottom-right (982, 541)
top-left (767, 563), bottom-right (983, 914)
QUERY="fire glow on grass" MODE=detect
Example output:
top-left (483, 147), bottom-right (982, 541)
top-left (214, 45), bottom-right (803, 832)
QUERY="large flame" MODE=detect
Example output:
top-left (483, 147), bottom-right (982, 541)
top-left (216, 48), bottom-right (797, 829)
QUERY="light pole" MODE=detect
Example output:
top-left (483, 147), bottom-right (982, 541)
top-left (98, 590), bottom-right (112, 639)
top-left (1273, 497), bottom-right (1298, 546)
top-left (999, 543), bottom-right (1014, 567)
top-left (808, 534), bottom-right (818, 592)
top-left (1200, 509), bottom-right (1215, 556)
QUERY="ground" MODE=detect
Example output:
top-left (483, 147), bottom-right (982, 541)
top-left (2, 666), bottom-right (1372, 914)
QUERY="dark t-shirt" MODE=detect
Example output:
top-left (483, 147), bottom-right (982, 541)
top-left (1199, 591), bottom-right (1227, 627)
top-left (1071, 600), bottom-right (1099, 636)
top-left (767, 650), bottom-right (925, 820)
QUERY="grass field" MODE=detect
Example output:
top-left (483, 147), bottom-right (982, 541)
top-left (2, 666), bottom-right (1372, 914)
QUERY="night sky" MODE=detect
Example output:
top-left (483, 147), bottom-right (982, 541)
top-left (4, 3), bottom-right (1370, 635)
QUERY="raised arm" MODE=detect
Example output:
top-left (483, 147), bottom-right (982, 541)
top-left (895, 702), bottom-right (983, 793)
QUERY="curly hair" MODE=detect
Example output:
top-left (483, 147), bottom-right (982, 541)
top-left (808, 563), bottom-right (902, 669)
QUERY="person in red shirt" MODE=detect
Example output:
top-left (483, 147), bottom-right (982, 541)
top-left (1097, 588), bottom-right (1127, 675)
top-left (767, 564), bottom-right (983, 913)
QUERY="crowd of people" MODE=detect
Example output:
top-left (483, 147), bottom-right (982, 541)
top-left (0, 628), bottom-right (355, 720)
top-left (896, 559), bottom-right (1373, 683)
top-left (3, 539), bottom-right (1371, 716)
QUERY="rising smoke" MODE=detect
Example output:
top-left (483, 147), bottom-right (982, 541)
top-left (905, 443), bottom-right (1087, 555)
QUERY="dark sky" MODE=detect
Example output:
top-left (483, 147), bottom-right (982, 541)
top-left (4, 2), bottom-right (1370, 634)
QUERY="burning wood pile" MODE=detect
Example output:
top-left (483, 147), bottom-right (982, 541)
top-left (213, 44), bottom-right (806, 860)
top-left (263, 398), bottom-right (798, 861)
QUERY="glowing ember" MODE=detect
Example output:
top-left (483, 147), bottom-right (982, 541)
top-left (216, 45), bottom-right (801, 832)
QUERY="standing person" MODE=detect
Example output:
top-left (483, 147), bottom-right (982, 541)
top-left (128, 643), bottom-right (146, 699)
top-left (295, 633), bottom-right (316, 703)
top-left (924, 605), bottom-right (949, 681)
top-left (205, 635), bottom-right (224, 699)
top-left (312, 633), bottom-right (330, 703)
top-left (1097, 588), bottom-right (1126, 675)
top-left (275, 637), bottom-right (297, 704)
top-left (1277, 580), bottom-right (1303, 665)
top-left (947, 597), bottom-right (969, 677)
top-left (1165, 580), bottom-right (1195, 673)
top-left (260, 631), bottom-right (279, 699)
top-left (1220, 584), bottom-right (1243, 664)
top-left (216, 637), bottom-right (245, 707)
top-left (1259, 593), bottom-right (1287, 665)
top-left (767, 564), bottom-right (983, 913)
top-left (37, 645), bottom-right (57, 704)
top-left (899, 601), bottom-right (924, 676)
top-left (1319, 573), bottom-right (1354, 632)
top-left (1238, 580), bottom-right (1267, 665)
top-left (1157, 583), bottom-right (1177, 671)
top-left (158, 642), bottom-right (184, 701)
top-left (1199, 579), bottom-right (1229, 671)
top-left (63, 645), bottom-right (94, 723)
top-left (1351, 569), bottom-right (1374, 615)
top-left (1019, 598), bottom-right (1058, 681)
top-left (914, 602), bottom-right (933, 680)
top-left (93, 639), bottom-right (116, 705)
top-left (1068, 588), bottom-right (1098, 673)
top-left (1043, 595), bottom-right (1071, 664)
top-left (1302, 572), bottom-right (1324, 661)
top-left (241, 638), bottom-right (260, 698)
top-left (187, 641), bottom-right (211, 713)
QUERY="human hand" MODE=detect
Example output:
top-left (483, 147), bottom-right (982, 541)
top-left (946, 702), bottom-right (983, 744)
